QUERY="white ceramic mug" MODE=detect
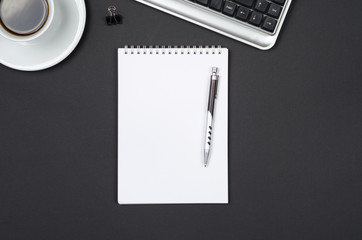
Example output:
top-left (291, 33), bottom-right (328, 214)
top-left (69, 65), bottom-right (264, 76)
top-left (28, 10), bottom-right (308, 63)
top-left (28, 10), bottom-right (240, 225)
top-left (0, 0), bottom-right (54, 42)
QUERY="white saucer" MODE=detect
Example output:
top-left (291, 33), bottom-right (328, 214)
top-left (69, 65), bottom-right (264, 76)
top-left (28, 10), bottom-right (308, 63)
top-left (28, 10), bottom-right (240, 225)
top-left (0, 0), bottom-right (86, 71)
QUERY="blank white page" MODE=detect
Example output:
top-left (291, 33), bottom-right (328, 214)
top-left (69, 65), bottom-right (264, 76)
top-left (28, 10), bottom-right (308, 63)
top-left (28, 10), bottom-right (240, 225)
top-left (118, 47), bottom-right (228, 204)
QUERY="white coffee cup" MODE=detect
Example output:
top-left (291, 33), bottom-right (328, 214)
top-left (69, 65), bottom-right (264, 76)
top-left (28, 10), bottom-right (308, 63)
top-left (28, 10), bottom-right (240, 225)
top-left (0, 0), bottom-right (54, 42)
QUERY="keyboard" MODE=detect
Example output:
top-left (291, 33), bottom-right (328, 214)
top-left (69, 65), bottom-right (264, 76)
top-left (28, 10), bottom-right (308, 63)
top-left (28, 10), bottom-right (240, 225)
top-left (134, 0), bottom-right (292, 50)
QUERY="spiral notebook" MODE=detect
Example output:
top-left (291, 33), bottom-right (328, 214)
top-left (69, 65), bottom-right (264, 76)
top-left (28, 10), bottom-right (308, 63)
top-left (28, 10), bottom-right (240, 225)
top-left (118, 46), bottom-right (228, 204)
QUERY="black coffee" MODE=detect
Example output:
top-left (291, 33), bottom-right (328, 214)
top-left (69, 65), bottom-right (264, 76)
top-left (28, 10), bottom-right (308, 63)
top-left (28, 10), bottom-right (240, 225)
top-left (0, 0), bottom-right (49, 36)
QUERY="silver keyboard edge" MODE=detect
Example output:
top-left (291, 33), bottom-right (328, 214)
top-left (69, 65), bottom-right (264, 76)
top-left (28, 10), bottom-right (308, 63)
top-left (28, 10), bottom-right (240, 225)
top-left (134, 0), bottom-right (292, 50)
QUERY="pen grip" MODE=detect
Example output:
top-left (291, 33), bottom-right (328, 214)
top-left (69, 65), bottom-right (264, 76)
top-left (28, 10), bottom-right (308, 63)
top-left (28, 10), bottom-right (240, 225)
top-left (205, 112), bottom-right (213, 151)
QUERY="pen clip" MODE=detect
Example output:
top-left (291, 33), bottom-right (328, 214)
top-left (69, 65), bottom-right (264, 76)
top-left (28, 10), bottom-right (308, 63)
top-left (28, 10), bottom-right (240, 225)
top-left (214, 81), bottom-right (218, 99)
top-left (211, 67), bottom-right (219, 98)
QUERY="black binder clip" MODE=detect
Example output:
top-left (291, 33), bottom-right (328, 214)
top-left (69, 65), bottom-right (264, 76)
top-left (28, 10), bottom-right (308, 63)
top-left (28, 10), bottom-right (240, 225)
top-left (106, 5), bottom-right (122, 25)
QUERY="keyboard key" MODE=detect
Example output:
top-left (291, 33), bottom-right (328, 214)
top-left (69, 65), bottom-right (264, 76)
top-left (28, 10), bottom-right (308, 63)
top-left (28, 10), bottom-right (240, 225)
top-left (249, 11), bottom-right (263, 26)
top-left (235, 6), bottom-right (250, 21)
top-left (273, 0), bottom-right (285, 5)
top-left (268, 3), bottom-right (282, 18)
top-left (196, 0), bottom-right (209, 6)
top-left (255, 0), bottom-right (268, 13)
top-left (262, 16), bottom-right (277, 32)
top-left (223, 1), bottom-right (237, 16)
top-left (210, 0), bottom-right (223, 11)
top-left (233, 0), bottom-right (255, 8)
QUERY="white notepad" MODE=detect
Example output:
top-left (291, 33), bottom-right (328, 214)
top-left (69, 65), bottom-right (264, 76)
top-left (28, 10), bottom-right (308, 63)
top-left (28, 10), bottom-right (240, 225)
top-left (118, 46), bottom-right (228, 204)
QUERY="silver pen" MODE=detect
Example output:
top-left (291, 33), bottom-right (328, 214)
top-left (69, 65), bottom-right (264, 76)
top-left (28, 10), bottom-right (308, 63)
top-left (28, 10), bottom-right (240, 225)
top-left (204, 67), bottom-right (219, 167)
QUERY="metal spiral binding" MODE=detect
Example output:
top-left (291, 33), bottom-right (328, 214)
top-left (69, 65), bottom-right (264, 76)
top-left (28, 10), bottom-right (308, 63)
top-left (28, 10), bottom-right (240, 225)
top-left (123, 45), bottom-right (223, 55)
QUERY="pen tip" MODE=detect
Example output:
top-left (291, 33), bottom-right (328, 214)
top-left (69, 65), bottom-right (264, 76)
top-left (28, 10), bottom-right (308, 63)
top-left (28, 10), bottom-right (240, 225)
top-left (204, 164), bottom-right (207, 167)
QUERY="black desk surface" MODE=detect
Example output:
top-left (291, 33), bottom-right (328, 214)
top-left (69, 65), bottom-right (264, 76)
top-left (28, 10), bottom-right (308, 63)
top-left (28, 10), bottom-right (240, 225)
top-left (1, 1), bottom-right (361, 239)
